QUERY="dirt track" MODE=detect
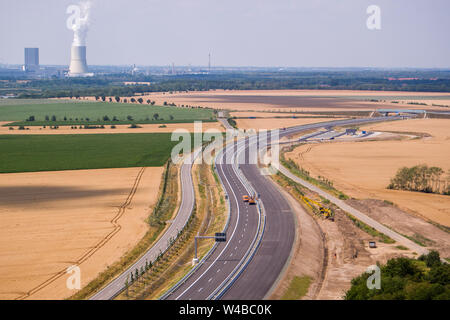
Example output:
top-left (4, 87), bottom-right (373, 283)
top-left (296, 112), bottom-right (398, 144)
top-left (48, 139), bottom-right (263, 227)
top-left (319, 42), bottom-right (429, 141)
top-left (235, 117), bottom-right (345, 130)
top-left (0, 167), bottom-right (163, 300)
top-left (286, 119), bottom-right (450, 227)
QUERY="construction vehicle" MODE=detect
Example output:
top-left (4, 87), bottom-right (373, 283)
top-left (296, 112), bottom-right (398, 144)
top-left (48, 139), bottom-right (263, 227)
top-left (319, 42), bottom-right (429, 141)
top-left (243, 195), bottom-right (249, 202)
top-left (300, 195), bottom-right (334, 221)
top-left (248, 196), bottom-right (256, 205)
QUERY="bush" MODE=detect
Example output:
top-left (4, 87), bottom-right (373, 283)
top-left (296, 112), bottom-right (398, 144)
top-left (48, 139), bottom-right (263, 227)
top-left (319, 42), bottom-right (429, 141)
top-left (345, 251), bottom-right (449, 300)
top-left (419, 250), bottom-right (442, 268)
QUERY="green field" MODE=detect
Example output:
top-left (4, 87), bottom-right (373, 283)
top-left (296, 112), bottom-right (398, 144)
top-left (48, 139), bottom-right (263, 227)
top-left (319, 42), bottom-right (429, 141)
top-left (0, 100), bottom-right (216, 126)
top-left (0, 133), bottom-right (184, 173)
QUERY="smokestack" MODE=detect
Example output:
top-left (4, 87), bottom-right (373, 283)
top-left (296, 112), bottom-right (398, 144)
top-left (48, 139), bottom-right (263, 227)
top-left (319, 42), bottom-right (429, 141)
top-left (67, 1), bottom-right (93, 77)
top-left (69, 46), bottom-right (89, 75)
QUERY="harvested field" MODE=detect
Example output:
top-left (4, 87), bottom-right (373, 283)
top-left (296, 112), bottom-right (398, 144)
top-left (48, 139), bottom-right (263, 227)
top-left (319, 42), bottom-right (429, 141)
top-left (0, 167), bottom-right (164, 300)
top-left (0, 122), bottom-right (223, 135)
top-left (126, 90), bottom-right (450, 113)
top-left (235, 117), bottom-right (346, 130)
top-left (286, 119), bottom-right (450, 227)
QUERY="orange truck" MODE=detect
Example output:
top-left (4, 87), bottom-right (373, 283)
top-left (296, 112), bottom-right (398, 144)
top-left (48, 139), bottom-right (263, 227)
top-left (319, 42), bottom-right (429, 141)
top-left (243, 195), bottom-right (249, 202)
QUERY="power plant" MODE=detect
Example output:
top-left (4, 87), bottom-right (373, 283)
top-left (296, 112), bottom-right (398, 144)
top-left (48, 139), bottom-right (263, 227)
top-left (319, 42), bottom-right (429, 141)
top-left (69, 45), bottom-right (90, 76)
top-left (67, 1), bottom-right (93, 77)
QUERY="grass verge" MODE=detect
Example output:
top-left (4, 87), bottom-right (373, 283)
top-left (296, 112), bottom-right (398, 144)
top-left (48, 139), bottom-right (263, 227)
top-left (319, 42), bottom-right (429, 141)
top-left (118, 160), bottom-right (227, 300)
top-left (345, 212), bottom-right (395, 244)
top-left (281, 276), bottom-right (312, 300)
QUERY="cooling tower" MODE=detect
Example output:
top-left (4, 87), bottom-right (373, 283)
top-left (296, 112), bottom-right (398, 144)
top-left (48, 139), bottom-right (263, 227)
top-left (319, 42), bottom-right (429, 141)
top-left (69, 45), bottom-right (89, 75)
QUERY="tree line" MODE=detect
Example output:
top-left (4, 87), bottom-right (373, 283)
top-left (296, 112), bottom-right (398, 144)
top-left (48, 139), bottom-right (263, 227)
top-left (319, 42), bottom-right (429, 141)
top-left (388, 164), bottom-right (450, 195)
top-left (6, 70), bottom-right (450, 99)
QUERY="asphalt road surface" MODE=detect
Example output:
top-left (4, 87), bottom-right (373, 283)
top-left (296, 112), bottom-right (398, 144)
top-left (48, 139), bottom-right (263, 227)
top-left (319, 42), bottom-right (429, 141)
top-left (164, 116), bottom-right (403, 300)
top-left (90, 149), bottom-right (201, 300)
top-left (91, 116), bottom-right (403, 300)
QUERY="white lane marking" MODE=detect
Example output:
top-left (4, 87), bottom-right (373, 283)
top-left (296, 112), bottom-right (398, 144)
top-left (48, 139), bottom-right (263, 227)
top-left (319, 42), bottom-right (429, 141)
top-left (224, 261), bottom-right (227, 265)
top-left (230, 253), bottom-right (233, 257)
top-left (217, 269), bottom-right (221, 273)
top-left (175, 155), bottom-right (242, 299)
top-left (208, 278), bottom-right (212, 282)
top-left (176, 139), bottom-right (259, 300)
top-left (198, 287), bottom-right (203, 292)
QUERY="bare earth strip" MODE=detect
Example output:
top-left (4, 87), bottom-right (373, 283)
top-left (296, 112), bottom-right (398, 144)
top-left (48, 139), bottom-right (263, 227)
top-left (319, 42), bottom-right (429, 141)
top-left (124, 90), bottom-right (450, 112)
top-left (286, 119), bottom-right (450, 227)
top-left (229, 111), bottom-right (322, 118)
top-left (0, 122), bottom-right (224, 135)
top-left (0, 167), bottom-right (163, 300)
top-left (235, 117), bottom-right (346, 130)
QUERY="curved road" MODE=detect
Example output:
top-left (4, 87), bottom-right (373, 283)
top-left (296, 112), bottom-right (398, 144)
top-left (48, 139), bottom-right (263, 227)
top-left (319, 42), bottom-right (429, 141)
top-left (92, 116), bottom-right (409, 300)
top-left (164, 116), bottom-right (405, 300)
top-left (90, 149), bottom-right (201, 300)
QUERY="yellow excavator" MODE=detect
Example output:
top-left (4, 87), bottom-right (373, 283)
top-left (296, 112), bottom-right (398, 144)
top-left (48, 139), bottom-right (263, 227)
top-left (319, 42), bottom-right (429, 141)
top-left (300, 195), bottom-right (334, 221)
top-left (243, 194), bottom-right (257, 205)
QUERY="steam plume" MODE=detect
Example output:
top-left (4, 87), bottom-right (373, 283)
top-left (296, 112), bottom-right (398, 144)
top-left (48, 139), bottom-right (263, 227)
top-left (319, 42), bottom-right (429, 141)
top-left (67, 1), bottom-right (92, 47)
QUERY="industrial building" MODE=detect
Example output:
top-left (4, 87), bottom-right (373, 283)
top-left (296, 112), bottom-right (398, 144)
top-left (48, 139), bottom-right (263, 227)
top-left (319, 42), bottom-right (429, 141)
top-left (23, 48), bottom-right (39, 72)
top-left (69, 45), bottom-right (92, 76)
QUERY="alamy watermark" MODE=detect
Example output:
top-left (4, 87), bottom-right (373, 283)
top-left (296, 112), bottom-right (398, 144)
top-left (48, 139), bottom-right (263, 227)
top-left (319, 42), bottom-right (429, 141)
top-left (170, 122), bottom-right (280, 175)
top-left (66, 265), bottom-right (81, 290)
top-left (366, 5), bottom-right (381, 30)
top-left (366, 265), bottom-right (381, 290)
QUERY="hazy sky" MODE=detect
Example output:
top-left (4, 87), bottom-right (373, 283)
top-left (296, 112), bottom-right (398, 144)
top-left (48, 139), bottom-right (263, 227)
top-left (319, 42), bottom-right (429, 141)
top-left (1, 0), bottom-right (449, 68)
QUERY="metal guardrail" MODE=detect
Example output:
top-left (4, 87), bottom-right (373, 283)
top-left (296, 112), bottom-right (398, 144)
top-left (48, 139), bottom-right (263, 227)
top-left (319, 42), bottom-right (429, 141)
top-left (207, 135), bottom-right (267, 300)
top-left (159, 143), bottom-right (233, 300)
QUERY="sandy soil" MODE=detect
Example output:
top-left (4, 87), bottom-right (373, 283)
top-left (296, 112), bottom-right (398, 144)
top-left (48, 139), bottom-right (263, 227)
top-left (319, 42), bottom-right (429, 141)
top-left (268, 182), bottom-right (325, 300)
top-left (0, 122), bottom-right (224, 135)
top-left (269, 170), bottom-right (408, 300)
top-left (286, 119), bottom-right (450, 227)
top-left (235, 117), bottom-right (346, 130)
top-left (346, 199), bottom-right (450, 258)
top-left (76, 90), bottom-right (450, 113)
top-left (0, 167), bottom-right (164, 300)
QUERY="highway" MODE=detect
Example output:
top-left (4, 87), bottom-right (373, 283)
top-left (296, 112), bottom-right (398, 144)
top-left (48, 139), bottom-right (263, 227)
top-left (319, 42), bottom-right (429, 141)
top-left (91, 116), bottom-right (406, 300)
top-left (163, 116), bottom-right (405, 300)
top-left (90, 148), bottom-right (201, 300)
top-left (165, 140), bottom-right (263, 299)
